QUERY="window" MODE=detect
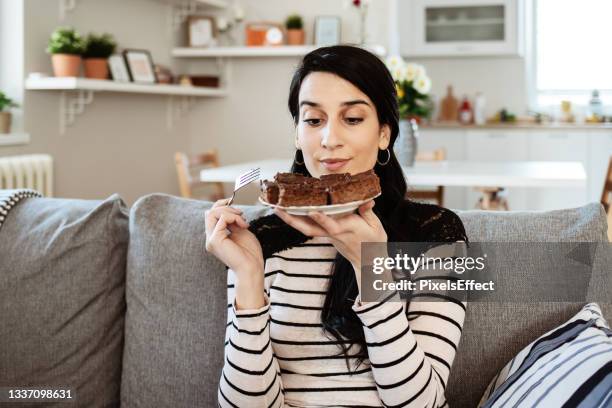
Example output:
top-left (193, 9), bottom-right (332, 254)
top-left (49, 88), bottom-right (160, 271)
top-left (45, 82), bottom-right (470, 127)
top-left (534, 0), bottom-right (612, 109)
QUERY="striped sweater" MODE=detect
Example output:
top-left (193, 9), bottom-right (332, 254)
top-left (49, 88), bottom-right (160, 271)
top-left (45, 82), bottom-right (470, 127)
top-left (219, 235), bottom-right (466, 408)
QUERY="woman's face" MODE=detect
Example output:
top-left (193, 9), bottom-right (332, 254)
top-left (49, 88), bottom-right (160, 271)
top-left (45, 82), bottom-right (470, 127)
top-left (296, 72), bottom-right (391, 178)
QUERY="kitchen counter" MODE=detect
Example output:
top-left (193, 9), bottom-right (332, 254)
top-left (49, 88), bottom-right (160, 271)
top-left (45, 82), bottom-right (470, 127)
top-left (419, 121), bottom-right (612, 130)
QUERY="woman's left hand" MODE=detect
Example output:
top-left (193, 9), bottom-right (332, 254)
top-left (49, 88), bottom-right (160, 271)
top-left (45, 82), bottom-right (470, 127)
top-left (274, 199), bottom-right (387, 270)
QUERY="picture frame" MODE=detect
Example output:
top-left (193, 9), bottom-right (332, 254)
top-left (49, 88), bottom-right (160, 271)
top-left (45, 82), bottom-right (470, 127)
top-left (123, 49), bottom-right (157, 84)
top-left (108, 54), bottom-right (131, 83)
top-left (314, 16), bottom-right (341, 46)
top-left (188, 16), bottom-right (217, 47)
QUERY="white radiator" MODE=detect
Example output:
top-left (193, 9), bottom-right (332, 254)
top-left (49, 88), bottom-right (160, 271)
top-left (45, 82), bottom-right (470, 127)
top-left (0, 154), bottom-right (53, 197)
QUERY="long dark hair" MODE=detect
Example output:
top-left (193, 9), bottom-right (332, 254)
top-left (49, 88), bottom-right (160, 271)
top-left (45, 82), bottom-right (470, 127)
top-left (287, 45), bottom-right (409, 369)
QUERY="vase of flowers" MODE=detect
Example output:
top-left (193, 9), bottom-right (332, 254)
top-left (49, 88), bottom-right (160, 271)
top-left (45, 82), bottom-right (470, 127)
top-left (351, 0), bottom-right (370, 45)
top-left (385, 55), bottom-right (433, 167)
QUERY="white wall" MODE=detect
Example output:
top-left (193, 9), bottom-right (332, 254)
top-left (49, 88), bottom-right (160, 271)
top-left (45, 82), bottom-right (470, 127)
top-left (0, 0), bottom-right (530, 205)
top-left (2, 0), bottom-right (192, 205)
top-left (418, 56), bottom-right (526, 119)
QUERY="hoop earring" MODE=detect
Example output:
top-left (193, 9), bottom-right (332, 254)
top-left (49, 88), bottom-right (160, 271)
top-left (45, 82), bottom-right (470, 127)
top-left (377, 148), bottom-right (391, 166)
top-left (294, 149), bottom-right (304, 166)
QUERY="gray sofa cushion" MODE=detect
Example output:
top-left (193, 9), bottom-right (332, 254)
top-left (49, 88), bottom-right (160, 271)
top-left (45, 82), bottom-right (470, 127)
top-left (447, 203), bottom-right (611, 408)
top-left (121, 194), bottom-right (268, 408)
top-left (455, 202), bottom-right (609, 242)
top-left (0, 194), bottom-right (129, 408)
top-left (122, 195), bottom-right (609, 408)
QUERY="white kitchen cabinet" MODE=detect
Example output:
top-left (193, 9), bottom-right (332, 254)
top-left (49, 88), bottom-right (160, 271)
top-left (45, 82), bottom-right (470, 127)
top-left (416, 129), bottom-right (466, 209)
top-left (527, 132), bottom-right (589, 210)
top-left (588, 131), bottom-right (612, 207)
top-left (465, 130), bottom-right (528, 210)
top-left (398, 0), bottom-right (524, 57)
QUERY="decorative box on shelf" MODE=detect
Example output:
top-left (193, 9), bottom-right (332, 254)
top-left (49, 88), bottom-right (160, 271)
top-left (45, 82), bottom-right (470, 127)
top-left (179, 75), bottom-right (220, 88)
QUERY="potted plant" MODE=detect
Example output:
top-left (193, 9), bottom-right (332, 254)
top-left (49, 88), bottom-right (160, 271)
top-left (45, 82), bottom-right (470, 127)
top-left (83, 33), bottom-right (117, 79)
top-left (47, 27), bottom-right (85, 77)
top-left (0, 92), bottom-right (18, 134)
top-left (285, 14), bottom-right (305, 45)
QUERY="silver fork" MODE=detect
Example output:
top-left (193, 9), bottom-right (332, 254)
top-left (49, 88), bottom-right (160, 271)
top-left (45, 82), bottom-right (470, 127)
top-left (226, 167), bottom-right (261, 206)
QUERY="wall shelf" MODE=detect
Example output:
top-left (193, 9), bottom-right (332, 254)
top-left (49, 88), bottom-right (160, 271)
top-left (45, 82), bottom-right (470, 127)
top-left (58, 0), bottom-right (228, 22)
top-left (25, 77), bottom-right (227, 134)
top-left (0, 133), bottom-right (30, 147)
top-left (25, 77), bottom-right (227, 97)
top-left (172, 44), bottom-right (387, 58)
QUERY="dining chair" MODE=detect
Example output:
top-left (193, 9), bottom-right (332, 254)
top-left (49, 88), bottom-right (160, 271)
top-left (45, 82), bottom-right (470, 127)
top-left (406, 148), bottom-right (446, 206)
top-left (174, 150), bottom-right (225, 201)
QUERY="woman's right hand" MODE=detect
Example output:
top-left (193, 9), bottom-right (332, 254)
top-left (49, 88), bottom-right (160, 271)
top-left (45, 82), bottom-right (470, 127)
top-left (204, 198), bottom-right (264, 283)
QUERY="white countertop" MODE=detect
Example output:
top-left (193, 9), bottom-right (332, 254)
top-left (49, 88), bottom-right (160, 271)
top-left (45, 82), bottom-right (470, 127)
top-left (420, 121), bottom-right (612, 131)
top-left (200, 159), bottom-right (587, 188)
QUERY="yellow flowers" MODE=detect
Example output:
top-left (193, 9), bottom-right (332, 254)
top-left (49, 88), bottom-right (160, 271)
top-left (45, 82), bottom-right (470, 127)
top-left (396, 84), bottom-right (405, 99)
top-left (385, 55), bottom-right (433, 119)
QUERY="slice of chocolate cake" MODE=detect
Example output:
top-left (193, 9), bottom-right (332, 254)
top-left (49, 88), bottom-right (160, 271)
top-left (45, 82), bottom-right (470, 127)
top-left (319, 173), bottom-right (352, 189)
top-left (260, 169), bottom-right (381, 207)
top-left (274, 172), bottom-right (317, 185)
top-left (278, 184), bottom-right (327, 206)
top-left (320, 173), bottom-right (351, 183)
top-left (353, 169), bottom-right (381, 198)
top-left (327, 169), bottom-right (381, 204)
top-left (260, 180), bottom-right (279, 204)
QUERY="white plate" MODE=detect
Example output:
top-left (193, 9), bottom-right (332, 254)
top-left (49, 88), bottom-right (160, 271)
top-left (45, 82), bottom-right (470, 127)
top-left (258, 192), bottom-right (381, 216)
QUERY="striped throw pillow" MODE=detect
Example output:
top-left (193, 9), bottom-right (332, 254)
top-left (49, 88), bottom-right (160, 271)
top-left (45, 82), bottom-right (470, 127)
top-left (478, 303), bottom-right (612, 408)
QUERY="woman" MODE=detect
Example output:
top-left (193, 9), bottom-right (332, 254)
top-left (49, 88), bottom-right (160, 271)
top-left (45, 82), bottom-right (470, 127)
top-left (205, 45), bottom-right (468, 408)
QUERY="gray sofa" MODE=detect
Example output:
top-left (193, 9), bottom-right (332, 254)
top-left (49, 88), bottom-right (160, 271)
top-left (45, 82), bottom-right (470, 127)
top-left (0, 192), bottom-right (609, 408)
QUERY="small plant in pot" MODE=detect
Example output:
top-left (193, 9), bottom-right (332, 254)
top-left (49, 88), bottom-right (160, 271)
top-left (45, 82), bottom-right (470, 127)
top-left (0, 92), bottom-right (18, 134)
top-left (47, 27), bottom-right (85, 77)
top-left (285, 14), bottom-right (304, 45)
top-left (83, 33), bottom-right (117, 79)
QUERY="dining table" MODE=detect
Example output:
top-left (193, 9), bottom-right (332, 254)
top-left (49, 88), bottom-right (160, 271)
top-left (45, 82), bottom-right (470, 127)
top-left (200, 158), bottom-right (587, 188)
top-left (200, 158), bottom-right (587, 210)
